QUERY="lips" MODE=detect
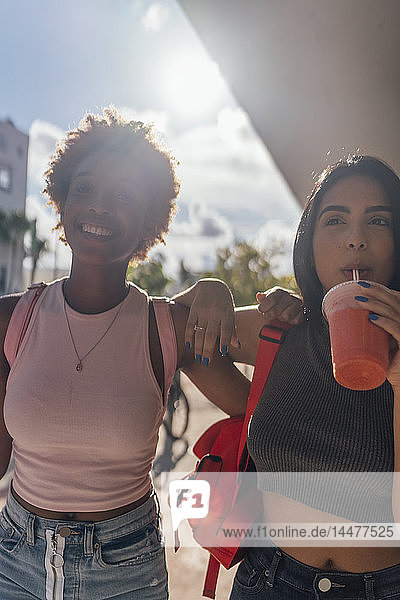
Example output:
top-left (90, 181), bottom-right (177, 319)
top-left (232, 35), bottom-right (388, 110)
top-left (342, 268), bottom-right (372, 281)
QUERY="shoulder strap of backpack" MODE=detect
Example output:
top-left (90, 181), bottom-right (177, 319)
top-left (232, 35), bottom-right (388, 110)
top-left (4, 282), bottom-right (47, 367)
top-left (237, 319), bottom-right (291, 471)
top-left (151, 297), bottom-right (177, 406)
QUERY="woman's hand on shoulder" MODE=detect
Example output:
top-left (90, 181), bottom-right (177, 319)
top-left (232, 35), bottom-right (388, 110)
top-left (172, 278), bottom-right (238, 365)
top-left (256, 286), bottom-right (304, 325)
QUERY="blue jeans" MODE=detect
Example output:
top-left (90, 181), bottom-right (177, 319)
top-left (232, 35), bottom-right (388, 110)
top-left (0, 486), bottom-right (168, 599)
top-left (230, 546), bottom-right (400, 599)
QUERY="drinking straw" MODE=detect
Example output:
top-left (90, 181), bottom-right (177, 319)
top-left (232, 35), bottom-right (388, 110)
top-left (352, 269), bottom-right (360, 281)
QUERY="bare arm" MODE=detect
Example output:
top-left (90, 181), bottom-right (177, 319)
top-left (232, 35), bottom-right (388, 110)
top-left (172, 281), bottom-right (302, 366)
top-left (170, 292), bottom-right (299, 414)
top-left (227, 306), bottom-right (275, 365)
top-left (181, 353), bottom-right (250, 417)
top-left (0, 295), bottom-right (20, 479)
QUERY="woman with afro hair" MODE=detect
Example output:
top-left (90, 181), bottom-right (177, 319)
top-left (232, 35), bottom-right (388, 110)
top-left (0, 107), bottom-right (299, 600)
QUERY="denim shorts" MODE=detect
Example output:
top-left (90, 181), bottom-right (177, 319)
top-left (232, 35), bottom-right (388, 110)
top-left (230, 546), bottom-right (400, 599)
top-left (0, 486), bottom-right (168, 599)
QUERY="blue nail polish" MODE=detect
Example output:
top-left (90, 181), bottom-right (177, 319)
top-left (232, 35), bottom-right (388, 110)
top-left (185, 341), bottom-right (191, 351)
top-left (354, 296), bottom-right (368, 302)
top-left (196, 354), bottom-right (202, 363)
top-left (237, 340), bottom-right (241, 350)
top-left (357, 281), bottom-right (371, 288)
top-left (221, 345), bottom-right (227, 356)
top-left (203, 357), bottom-right (209, 366)
top-left (368, 313), bottom-right (379, 320)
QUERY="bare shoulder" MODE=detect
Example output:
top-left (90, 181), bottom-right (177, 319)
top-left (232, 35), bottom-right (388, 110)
top-left (235, 305), bottom-right (266, 329)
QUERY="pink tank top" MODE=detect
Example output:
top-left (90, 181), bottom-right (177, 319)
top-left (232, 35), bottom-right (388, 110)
top-left (4, 279), bottom-right (176, 511)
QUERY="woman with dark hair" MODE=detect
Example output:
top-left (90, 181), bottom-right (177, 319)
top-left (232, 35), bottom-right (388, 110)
top-left (227, 155), bottom-right (400, 598)
top-left (0, 107), bottom-right (298, 600)
top-left (294, 156), bottom-right (400, 317)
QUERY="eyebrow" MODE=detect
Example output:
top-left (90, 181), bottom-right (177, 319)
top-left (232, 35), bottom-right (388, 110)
top-left (71, 172), bottom-right (144, 191)
top-left (318, 205), bottom-right (393, 220)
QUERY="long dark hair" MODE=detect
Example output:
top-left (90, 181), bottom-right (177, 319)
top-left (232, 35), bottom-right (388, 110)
top-left (293, 155), bottom-right (400, 320)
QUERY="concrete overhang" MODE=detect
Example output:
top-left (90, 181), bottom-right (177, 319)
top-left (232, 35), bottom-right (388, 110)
top-left (179, 0), bottom-right (400, 205)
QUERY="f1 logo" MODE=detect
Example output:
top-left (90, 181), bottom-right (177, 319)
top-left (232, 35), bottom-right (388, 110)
top-left (169, 479), bottom-right (210, 532)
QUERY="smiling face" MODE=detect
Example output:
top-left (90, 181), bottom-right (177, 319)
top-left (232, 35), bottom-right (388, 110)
top-left (62, 150), bottom-right (152, 268)
top-left (312, 175), bottom-right (395, 292)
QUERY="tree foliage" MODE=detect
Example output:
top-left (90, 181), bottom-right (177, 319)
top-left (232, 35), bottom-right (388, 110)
top-left (0, 210), bottom-right (48, 285)
top-left (0, 210), bottom-right (32, 291)
top-left (200, 240), bottom-right (298, 306)
top-left (177, 259), bottom-right (198, 289)
top-left (126, 254), bottom-right (172, 296)
top-left (0, 209), bottom-right (30, 242)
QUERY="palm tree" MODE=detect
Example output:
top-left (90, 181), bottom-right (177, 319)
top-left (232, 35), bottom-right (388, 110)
top-left (28, 219), bottom-right (47, 284)
top-left (1, 211), bottom-right (30, 292)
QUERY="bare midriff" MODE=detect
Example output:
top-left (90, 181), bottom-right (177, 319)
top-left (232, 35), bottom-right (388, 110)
top-left (11, 485), bottom-right (151, 522)
top-left (262, 492), bottom-right (400, 572)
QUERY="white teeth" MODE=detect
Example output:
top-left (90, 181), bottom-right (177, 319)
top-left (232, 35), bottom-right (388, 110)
top-left (81, 224), bottom-right (112, 237)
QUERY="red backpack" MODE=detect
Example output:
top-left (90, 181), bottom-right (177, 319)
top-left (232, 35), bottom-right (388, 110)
top-left (178, 321), bottom-right (291, 598)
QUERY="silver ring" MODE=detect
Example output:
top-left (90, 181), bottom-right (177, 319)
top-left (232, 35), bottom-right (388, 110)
top-left (193, 325), bottom-right (206, 332)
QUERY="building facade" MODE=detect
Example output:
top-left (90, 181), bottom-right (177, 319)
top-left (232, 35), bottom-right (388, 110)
top-left (0, 119), bottom-right (29, 293)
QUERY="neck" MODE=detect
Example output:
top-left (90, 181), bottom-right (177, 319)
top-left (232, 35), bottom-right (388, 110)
top-left (64, 259), bottom-right (130, 313)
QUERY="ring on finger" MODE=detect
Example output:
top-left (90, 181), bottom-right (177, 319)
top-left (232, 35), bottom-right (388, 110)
top-left (193, 325), bottom-right (206, 332)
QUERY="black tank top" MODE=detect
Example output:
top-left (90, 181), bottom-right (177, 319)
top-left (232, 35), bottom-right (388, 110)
top-left (247, 318), bottom-right (394, 521)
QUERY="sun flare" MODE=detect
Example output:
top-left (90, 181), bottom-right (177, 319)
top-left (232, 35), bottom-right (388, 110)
top-left (165, 54), bottom-right (226, 116)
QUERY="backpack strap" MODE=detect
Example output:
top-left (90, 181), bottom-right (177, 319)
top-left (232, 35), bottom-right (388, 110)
top-left (237, 320), bottom-right (291, 472)
top-left (4, 282), bottom-right (47, 367)
top-left (201, 320), bottom-right (291, 599)
top-left (151, 297), bottom-right (177, 405)
top-left (203, 556), bottom-right (220, 599)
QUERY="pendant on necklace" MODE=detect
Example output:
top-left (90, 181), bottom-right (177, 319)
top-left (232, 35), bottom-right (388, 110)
top-left (76, 362), bottom-right (83, 373)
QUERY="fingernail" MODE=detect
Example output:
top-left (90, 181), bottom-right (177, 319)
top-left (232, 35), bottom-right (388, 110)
top-left (203, 357), bottom-right (209, 366)
top-left (221, 345), bottom-right (227, 356)
top-left (357, 281), bottom-right (371, 288)
top-left (237, 340), bottom-right (241, 350)
top-left (368, 313), bottom-right (379, 320)
top-left (354, 296), bottom-right (368, 302)
top-left (185, 341), bottom-right (191, 351)
top-left (196, 354), bottom-right (202, 363)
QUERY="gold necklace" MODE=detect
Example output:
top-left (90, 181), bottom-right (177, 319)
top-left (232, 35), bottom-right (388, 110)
top-left (63, 296), bottom-right (125, 373)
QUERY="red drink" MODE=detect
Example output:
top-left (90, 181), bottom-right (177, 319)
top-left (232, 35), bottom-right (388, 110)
top-left (322, 281), bottom-right (390, 390)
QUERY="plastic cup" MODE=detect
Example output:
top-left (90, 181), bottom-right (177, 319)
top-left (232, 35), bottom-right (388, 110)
top-left (322, 281), bottom-right (390, 390)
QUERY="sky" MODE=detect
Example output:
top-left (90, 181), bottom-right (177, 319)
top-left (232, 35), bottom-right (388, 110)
top-left (1, 0), bottom-right (301, 281)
